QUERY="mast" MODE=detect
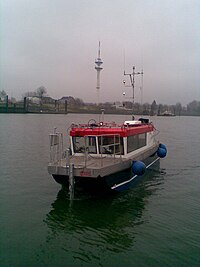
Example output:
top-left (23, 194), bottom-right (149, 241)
top-left (123, 66), bottom-right (143, 119)
top-left (95, 41), bottom-right (103, 105)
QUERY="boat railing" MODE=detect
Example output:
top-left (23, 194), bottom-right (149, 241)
top-left (49, 129), bottom-right (64, 164)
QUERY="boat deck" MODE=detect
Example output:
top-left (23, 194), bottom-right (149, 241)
top-left (68, 154), bottom-right (124, 168)
top-left (48, 155), bottom-right (129, 177)
top-left (48, 144), bottom-right (158, 178)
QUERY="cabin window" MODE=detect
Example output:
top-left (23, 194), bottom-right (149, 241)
top-left (88, 136), bottom-right (97, 153)
top-left (98, 135), bottom-right (124, 155)
top-left (73, 136), bottom-right (97, 154)
top-left (139, 133), bottom-right (146, 147)
top-left (127, 133), bottom-right (146, 153)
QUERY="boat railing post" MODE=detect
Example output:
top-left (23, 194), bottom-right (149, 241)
top-left (84, 136), bottom-right (89, 167)
top-left (114, 135), bottom-right (116, 160)
top-left (60, 133), bottom-right (64, 160)
top-left (120, 135), bottom-right (122, 161)
top-left (49, 135), bottom-right (52, 163)
top-left (101, 135), bottom-right (103, 167)
top-left (69, 163), bottom-right (75, 200)
top-left (49, 127), bottom-right (66, 164)
top-left (66, 148), bottom-right (70, 167)
top-left (58, 133), bottom-right (61, 162)
top-left (49, 131), bottom-right (58, 163)
top-left (52, 128), bottom-right (59, 162)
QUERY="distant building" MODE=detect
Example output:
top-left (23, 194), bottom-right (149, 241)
top-left (59, 96), bottom-right (76, 104)
top-left (42, 96), bottom-right (55, 104)
top-left (27, 96), bottom-right (40, 104)
top-left (27, 96), bottom-right (56, 104)
top-left (113, 101), bottom-right (125, 109)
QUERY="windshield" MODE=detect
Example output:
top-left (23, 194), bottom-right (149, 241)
top-left (98, 135), bottom-right (124, 155)
top-left (72, 136), bottom-right (97, 154)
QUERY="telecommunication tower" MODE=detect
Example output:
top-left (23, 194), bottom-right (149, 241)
top-left (95, 41), bottom-right (103, 105)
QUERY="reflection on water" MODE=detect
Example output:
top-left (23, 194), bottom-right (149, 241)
top-left (44, 167), bottom-right (165, 265)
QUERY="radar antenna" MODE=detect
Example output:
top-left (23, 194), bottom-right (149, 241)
top-left (123, 66), bottom-right (143, 120)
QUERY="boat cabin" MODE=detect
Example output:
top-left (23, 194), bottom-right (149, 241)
top-left (70, 120), bottom-right (154, 158)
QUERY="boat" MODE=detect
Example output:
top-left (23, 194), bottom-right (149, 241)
top-left (48, 117), bottom-right (167, 193)
top-left (48, 50), bottom-right (167, 194)
top-left (157, 110), bottom-right (176, 116)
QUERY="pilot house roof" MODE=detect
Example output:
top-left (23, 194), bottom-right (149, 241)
top-left (70, 123), bottom-right (153, 138)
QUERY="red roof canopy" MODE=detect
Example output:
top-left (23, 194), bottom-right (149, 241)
top-left (70, 124), bottom-right (153, 137)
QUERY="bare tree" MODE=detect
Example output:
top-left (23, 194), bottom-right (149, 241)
top-left (74, 98), bottom-right (84, 106)
top-left (36, 86), bottom-right (47, 111)
top-left (0, 90), bottom-right (7, 100)
top-left (36, 86), bottom-right (47, 99)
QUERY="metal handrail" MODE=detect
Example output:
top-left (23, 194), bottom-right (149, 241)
top-left (49, 131), bottom-right (64, 163)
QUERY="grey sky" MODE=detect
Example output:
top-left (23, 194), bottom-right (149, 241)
top-left (0, 0), bottom-right (199, 105)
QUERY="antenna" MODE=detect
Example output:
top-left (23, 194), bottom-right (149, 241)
top-left (95, 41), bottom-right (103, 106)
top-left (140, 68), bottom-right (144, 105)
top-left (123, 49), bottom-right (126, 73)
top-left (98, 41), bottom-right (101, 58)
top-left (123, 66), bottom-right (143, 119)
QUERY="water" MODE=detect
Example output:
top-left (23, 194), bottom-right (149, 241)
top-left (0, 114), bottom-right (200, 266)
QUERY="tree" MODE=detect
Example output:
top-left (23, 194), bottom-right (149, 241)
top-left (157, 104), bottom-right (163, 115)
top-left (187, 100), bottom-right (200, 115)
top-left (36, 86), bottom-right (47, 111)
top-left (175, 102), bottom-right (182, 116)
top-left (36, 86), bottom-right (47, 99)
top-left (143, 102), bottom-right (150, 115)
top-left (150, 100), bottom-right (157, 116)
top-left (74, 98), bottom-right (84, 107)
top-left (0, 90), bottom-right (7, 100)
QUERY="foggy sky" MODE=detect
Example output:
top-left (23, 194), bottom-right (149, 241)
top-left (0, 0), bottom-right (199, 105)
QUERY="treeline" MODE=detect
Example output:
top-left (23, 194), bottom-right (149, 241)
top-left (0, 88), bottom-right (200, 116)
top-left (144, 100), bottom-right (200, 116)
top-left (95, 100), bottom-right (200, 116)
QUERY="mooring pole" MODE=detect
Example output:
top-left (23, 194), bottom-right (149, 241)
top-left (69, 163), bottom-right (75, 200)
top-left (23, 97), bottom-right (27, 112)
top-left (6, 95), bottom-right (8, 113)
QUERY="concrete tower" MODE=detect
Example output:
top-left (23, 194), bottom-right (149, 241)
top-left (95, 41), bottom-right (103, 105)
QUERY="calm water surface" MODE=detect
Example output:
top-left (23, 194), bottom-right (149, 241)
top-left (0, 114), bottom-right (200, 266)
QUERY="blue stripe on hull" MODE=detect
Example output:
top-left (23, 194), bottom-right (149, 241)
top-left (110, 157), bottom-right (160, 192)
